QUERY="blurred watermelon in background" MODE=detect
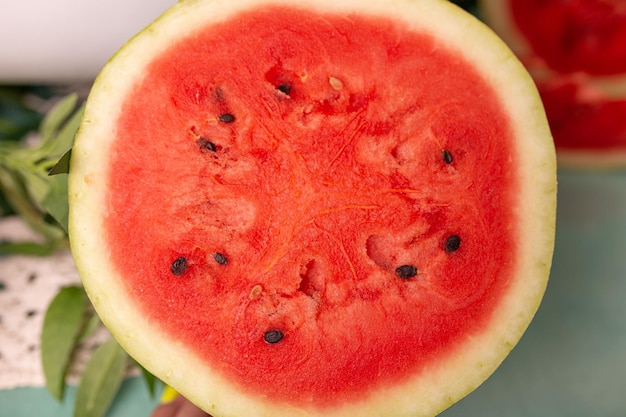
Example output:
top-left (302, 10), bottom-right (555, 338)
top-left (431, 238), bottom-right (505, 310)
top-left (481, 0), bottom-right (626, 169)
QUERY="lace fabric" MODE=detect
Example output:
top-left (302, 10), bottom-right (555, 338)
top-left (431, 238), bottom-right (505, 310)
top-left (0, 216), bottom-right (112, 389)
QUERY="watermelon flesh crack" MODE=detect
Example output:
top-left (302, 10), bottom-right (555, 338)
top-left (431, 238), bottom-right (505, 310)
top-left (106, 6), bottom-right (518, 406)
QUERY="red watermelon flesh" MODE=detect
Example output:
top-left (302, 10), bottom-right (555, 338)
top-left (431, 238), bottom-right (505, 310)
top-left (109, 7), bottom-right (516, 405)
top-left (509, 0), bottom-right (626, 77)
top-left (69, 1), bottom-right (556, 416)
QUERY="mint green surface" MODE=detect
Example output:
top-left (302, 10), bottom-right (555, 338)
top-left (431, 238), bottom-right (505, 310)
top-left (443, 170), bottom-right (626, 417)
top-left (0, 377), bottom-right (160, 417)
top-left (1, 170), bottom-right (625, 417)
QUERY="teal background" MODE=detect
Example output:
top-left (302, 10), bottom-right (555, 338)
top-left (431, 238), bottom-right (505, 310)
top-left (0, 378), bottom-right (159, 417)
top-left (442, 170), bottom-right (626, 417)
top-left (1, 170), bottom-right (625, 416)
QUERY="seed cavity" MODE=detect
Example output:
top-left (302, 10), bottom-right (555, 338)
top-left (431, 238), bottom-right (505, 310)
top-left (276, 83), bottom-right (291, 95)
top-left (445, 235), bottom-right (461, 253)
top-left (171, 257), bottom-right (188, 276)
top-left (264, 330), bottom-right (284, 344)
top-left (197, 137), bottom-right (217, 153)
top-left (249, 284), bottom-right (263, 300)
top-left (329, 76), bottom-right (344, 91)
top-left (442, 149), bottom-right (453, 164)
top-left (298, 259), bottom-right (319, 297)
top-left (395, 264), bottom-right (418, 279)
top-left (213, 252), bottom-right (228, 265)
top-left (218, 113), bottom-right (235, 123)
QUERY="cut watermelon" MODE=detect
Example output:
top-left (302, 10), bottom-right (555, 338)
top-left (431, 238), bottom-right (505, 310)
top-left (480, 0), bottom-right (626, 168)
top-left (68, 0), bottom-right (556, 416)
top-left (480, 0), bottom-right (626, 92)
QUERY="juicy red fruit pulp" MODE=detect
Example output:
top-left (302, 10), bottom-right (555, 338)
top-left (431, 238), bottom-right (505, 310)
top-left (107, 6), bottom-right (518, 407)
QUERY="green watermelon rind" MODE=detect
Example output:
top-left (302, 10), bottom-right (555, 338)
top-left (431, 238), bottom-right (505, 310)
top-left (68, 0), bottom-right (556, 416)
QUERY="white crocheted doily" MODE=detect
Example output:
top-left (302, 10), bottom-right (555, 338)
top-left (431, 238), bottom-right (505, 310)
top-left (0, 216), bottom-right (115, 390)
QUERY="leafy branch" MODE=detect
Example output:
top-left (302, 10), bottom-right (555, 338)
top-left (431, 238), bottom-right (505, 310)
top-left (1, 91), bottom-right (160, 417)
top-left (0, 93), bottom-right (80, 254)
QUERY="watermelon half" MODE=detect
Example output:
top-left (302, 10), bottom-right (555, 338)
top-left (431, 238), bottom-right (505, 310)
top-left (68, 0), bottom-right (556, 416)
top-left (480, 0), bottom-right (626, 168)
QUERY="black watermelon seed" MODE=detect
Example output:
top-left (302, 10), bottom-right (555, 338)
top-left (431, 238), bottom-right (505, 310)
top-left (276, 83), bottom-right (292, 95)
top-left (395, 265), bottom-right (418, 279)
top-left (445, 235), bottom-right (461, 253)
top-left (442, 149), bottom-right (453, 164)
top-left (264, 330), bottom-right (284, 344)
top-left (214, 253), bottom-right (228, 265)
top-left (218, 113), bottom-right (235, 123)
top-left (196, 137), bottom-right (217, 153)
top-left (171, 257), bottom-right (188, 276)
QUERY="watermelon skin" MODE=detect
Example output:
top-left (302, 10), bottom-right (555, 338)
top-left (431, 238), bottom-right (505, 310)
top-left (68, 0), bottom-right (556, 417)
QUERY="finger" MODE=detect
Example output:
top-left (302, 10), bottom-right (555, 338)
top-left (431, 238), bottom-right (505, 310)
top-left (177, 397), bottom-right (212, 417)
top-left (150, 395), bottom-right (186, 417)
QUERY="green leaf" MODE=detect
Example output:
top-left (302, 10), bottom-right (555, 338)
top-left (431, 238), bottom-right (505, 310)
top-left (41, 286), bottom-right (87, 400)
top-left (77, 309), bottom-right (102, 342)
top-left (18, 168), bottom-right (52, 210)
top-left (0, 240), bottom-right (57, 256)
top-left (73, 338), bottom-right (128, 417)
top-left (0, 170), bottom-right (65, 241)
top-left (39, 94), bottom-right (78, 145)
top-left (0, 185), bottom-right (15, 216)
top-left (137, 364), bottom-right (161, 398)
top-left (41, 104), bottom-right (83, 159)
top-left (41, 174), bottom-right (69, 232)
top-left (48, 149), bottom-right (72, 175)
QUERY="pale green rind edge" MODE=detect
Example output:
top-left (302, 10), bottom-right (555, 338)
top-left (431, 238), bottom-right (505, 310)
top-left (68, 1), bottom-right (557, 417)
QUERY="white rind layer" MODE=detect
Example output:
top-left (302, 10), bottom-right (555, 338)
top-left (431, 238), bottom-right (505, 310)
top-left (69, 1), bottom-right (557, 416)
